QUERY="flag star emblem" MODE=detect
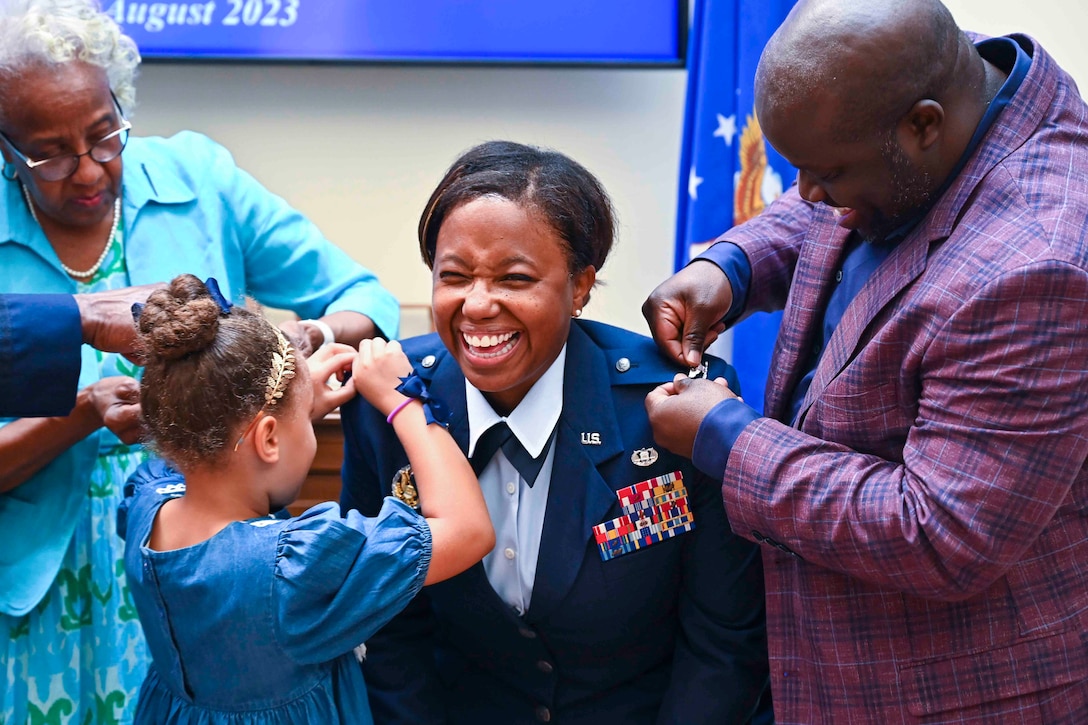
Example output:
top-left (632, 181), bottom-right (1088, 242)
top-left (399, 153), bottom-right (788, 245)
top-left (688, 167), bottom-right (704, 200)
top-left (713, 113), bottom-right (737, 146)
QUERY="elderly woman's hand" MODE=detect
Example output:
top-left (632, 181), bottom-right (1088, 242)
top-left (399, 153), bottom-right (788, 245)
top-left (278, 319), bottom-right (320, 358)
top-left (85, 376), bottom-right (143, 445)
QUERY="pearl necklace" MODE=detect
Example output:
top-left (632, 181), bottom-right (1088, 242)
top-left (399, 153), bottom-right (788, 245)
top-left (22, 184), bottom-right (121, 280)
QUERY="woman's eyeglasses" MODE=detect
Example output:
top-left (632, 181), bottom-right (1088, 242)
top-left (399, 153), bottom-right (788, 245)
top-left (0, 113), bottom-right (131, 183)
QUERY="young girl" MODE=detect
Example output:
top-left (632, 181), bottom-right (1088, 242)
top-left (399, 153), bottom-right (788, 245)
top-left (118, 274), bottom-right (494, 724)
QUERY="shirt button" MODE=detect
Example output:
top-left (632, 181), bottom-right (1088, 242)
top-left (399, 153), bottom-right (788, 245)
top-left (506, 481), bottom-right (516, 495)
top-left (519, 627), bottom-right (537, 639)
top-left (835, 270), bottom-right (844, 283)
top-left (504, 547), bottom-right (516, 560)
top-left (535, 706), bottom-right (552, 722)
top-left (537, 660), bottom-right (554, 674)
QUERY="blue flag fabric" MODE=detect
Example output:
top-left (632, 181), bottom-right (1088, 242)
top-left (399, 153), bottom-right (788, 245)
top-left (675, 0), bottom-right (797, 414)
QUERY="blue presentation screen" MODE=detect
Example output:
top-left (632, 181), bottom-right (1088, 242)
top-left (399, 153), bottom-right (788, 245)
top-left (106, 1), bottom-right (685, 65)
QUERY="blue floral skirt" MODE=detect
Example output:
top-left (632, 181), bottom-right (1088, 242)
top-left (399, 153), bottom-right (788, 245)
top-left (2, 446), bottom-right (150, 725)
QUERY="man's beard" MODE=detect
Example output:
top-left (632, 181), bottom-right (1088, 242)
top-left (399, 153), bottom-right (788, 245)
top-left (860, 134), bottom-right (935, 245)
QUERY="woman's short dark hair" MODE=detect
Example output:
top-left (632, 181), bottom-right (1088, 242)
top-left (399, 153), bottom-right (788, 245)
top-left (418, 141), bottom-right (615, 275)
top-left (137, 274), bottom-right (299, 469)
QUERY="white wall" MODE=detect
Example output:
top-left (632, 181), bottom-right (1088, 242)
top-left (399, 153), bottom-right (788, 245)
top-left (133, 64), bottom-right (686, 333)
top-left (130, 0), bottom-right (1087, 335)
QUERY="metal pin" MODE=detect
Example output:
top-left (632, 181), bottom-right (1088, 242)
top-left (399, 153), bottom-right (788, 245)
top-left (687, 361), bottom-right (708, 379)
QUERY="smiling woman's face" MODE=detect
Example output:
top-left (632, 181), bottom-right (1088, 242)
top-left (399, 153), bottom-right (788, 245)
top-left (0, 61), bottom-right (123, 230)
top-left (431, 196), bottom-right (595, 416)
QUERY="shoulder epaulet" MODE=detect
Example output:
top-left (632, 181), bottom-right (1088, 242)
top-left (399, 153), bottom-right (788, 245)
top-left (577, 319), bottom-right (738, 391)
top-left (400, 332), bottom-right (447, 381)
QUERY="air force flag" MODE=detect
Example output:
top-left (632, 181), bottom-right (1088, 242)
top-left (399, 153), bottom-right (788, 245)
top-left (674, 0), bottom-right (797, 414)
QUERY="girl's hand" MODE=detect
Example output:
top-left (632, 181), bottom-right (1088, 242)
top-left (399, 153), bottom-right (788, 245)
top-left (85, 376), bottom-right (142, 444)
top-left (352, 338), bottom-right (413, 416)
top-left (307, 343), bottom-right (358, 421)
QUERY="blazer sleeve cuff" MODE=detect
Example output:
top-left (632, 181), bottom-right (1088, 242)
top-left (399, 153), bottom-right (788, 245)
top-left (694, 242), bottom-right (752, 321)
top-left (693, 398), bottom-right (760, 479)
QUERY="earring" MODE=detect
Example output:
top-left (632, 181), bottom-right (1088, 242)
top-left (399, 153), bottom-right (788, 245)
top-left (573, 308), bottom-right (582, 318)
top-left (1, 162), bottom-right (17, 181)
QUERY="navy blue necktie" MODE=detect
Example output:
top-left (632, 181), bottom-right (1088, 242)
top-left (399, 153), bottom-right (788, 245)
top-left (471, 422), bottom-right (552, 487)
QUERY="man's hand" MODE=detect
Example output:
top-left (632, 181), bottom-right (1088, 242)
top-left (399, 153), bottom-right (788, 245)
top-left (642, 261), bottom-right (733, 368)
top-left (645, 374), bottom-right (739, 458)
top-left (75, 283), bottom-right (164, 361)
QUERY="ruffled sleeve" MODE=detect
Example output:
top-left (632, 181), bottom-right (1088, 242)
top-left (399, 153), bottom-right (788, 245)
top-left (272, 498), bottom-right (432, 665)
top-left (116, 458), bottom-right (186, 542)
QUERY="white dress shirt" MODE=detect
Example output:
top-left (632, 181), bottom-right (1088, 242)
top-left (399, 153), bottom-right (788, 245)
top-left (465, 346), bottom-right (566, 616)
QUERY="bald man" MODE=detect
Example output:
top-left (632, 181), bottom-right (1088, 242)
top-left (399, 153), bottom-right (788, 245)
top-left (644, 0), bottom-right (1088, 720)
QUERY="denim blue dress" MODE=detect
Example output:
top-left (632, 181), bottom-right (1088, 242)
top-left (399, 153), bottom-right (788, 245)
top-left (118, 460), bottom-right (432, 724)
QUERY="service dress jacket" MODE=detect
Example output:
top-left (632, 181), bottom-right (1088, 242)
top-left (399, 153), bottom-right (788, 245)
top-left (706, 35), bottom-right (1088, 722)
top-left (340, 320), bottom-right (771, 725)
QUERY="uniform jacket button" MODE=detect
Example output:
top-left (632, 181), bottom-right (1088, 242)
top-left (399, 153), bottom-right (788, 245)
top-left (537, 660), bottom-right (554, 674)
top-left (421, 354), bottom-right (436, 368)
top-left (535, 705), bottom-right (552, 722)
top-left (615, 357), bottom-right (631, 373)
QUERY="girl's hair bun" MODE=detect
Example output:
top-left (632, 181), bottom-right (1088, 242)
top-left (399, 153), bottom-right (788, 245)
top-left (138, 274), bottom-right (221, 361)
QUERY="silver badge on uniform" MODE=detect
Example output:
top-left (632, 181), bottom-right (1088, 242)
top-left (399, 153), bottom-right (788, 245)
top-left (688, 361), bottom-right (708, 379)
top-left (631, 447), bottom-right (659, 466)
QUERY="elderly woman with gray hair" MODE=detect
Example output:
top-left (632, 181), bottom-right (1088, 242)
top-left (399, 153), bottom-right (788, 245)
top-left (0, 1), bottom-right (399, 722)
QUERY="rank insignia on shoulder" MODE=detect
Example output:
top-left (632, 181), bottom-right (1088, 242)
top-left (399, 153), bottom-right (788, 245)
top-left (631, 447), bottom-right (658, 466)
top-left (592, 470), bottom-right (694, 561)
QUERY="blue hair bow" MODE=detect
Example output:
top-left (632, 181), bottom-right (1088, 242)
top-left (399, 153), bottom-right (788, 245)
top-left (204, 277), bottom-right (233, 315)
top-left (130, 276), bottom-right (232, 322)
top-left (395, 371), bottom-right (450, 427)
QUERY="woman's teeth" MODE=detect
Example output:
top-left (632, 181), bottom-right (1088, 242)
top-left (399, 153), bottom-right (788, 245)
top-left (463, 331), bottom-right (517, 357)
top-left (464, 332), bottom-right (515, 348)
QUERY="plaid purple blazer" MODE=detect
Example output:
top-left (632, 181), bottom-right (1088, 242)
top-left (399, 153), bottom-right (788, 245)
top-left (716, 35), bottom-right (1088, 723)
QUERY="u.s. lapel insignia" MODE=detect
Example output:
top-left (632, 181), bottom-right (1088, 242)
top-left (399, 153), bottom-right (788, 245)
top-left (631, 447), bottom-right (658, 466)
top-left (581, 432), bottom-right (602, 445)
top-left (592, 470), bottom-right (695, 561)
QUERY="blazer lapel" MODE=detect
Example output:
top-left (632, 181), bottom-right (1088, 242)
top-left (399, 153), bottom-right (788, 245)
top-left (527, 325), bottom-right (623, 622)
top-left (795, 231), bottom-right (933, 423)
top-left (764, 214), bottom-right (851, 422)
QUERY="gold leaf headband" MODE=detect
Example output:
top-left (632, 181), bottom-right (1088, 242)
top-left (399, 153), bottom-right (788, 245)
top-left (264, 325), bottom-right (297, 409)
top-left (234, 323), bottom-right (297, 451)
